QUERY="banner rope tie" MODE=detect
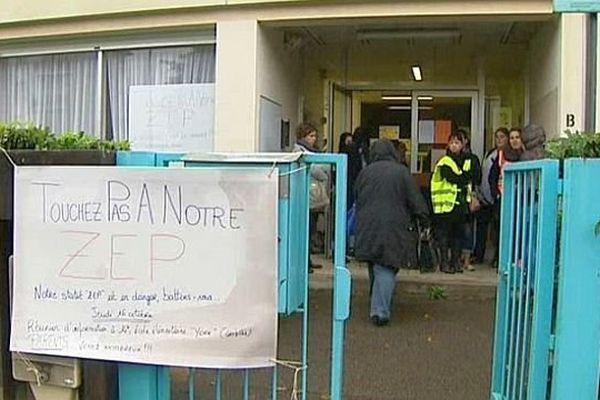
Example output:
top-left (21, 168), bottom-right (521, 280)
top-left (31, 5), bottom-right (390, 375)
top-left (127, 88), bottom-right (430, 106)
top-left (271, 358), bottom-right (306, 400)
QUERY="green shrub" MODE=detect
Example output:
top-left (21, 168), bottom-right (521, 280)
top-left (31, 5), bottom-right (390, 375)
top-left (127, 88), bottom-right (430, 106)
top-left (0, 122), bottom-right (130, 151)
top-left (52, 131), bottom-right (130, 151)
top-left (428, 285), bottom-right (447, 300)
top-left (545, 131), bottom-right (600, 160)
top-left (0, 122), bottom-right (54, 150)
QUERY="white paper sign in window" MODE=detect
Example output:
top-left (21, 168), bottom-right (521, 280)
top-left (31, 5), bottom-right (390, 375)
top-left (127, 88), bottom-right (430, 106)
top-left (128, 84), bottom-right (215, 153)
top-left (10, 166), bottom-right (278, 369)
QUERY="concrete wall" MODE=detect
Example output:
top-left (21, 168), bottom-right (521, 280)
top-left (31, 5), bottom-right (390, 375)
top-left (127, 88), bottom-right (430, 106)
top-left (256, 26), bottom-right (302, 148)
top-left (0, 0), bottom-right (307, 24)
top-left (559, 13), bottom-right (588, 134)
top-left (214, 20), bottom-right (258, 151)
top-left (529, 16), bottom-right (560, 138)
top-left (0, 1), bottom-right (553, 42)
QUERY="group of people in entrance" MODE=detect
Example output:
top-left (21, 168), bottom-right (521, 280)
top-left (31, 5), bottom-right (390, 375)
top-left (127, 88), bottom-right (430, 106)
top-left (294, 122), bottom-right (546, 327)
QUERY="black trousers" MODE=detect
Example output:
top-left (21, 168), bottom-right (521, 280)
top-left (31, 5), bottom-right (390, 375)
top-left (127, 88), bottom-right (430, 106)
top-left (435, 213), bottom-right (467, 269)
top-left (473, 205), bottom-right (494, 263)
top-left (309, 211), bottom-right (318, 267)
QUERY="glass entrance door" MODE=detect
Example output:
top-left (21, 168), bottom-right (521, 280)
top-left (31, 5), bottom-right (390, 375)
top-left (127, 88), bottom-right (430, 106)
top-left (410, 91), bottom-right (479, 174)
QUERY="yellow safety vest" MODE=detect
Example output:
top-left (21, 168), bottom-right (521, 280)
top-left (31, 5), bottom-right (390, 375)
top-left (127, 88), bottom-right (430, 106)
top-left (430, 155), bottom-right (472, 214)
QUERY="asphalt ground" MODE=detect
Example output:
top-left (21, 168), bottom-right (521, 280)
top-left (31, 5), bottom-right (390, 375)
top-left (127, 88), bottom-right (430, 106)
top-left (171, 285), bottom-right (495, 400)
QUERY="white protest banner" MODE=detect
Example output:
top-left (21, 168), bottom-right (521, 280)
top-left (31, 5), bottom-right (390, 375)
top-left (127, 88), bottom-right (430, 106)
top-left (129, 84), bottom-right (215, 152)
top-left (10, 166), bottom-right (278, 369)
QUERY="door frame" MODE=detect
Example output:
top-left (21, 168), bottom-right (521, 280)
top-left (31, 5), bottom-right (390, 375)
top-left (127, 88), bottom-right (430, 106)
top-left (410, 90), bottom-right (480, 173)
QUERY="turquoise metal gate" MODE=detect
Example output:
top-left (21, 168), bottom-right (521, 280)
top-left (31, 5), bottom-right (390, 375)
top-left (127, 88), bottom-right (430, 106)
top-left (491, 158), bottom-right (600, 399)
top-left (116, 151), bottom-right (351, 400)
top-left (490, 160), bottom-right (560, 400)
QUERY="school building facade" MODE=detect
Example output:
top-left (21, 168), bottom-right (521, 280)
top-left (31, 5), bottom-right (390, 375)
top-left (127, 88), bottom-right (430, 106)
top-left (0, 1), bottom-right (597, 169)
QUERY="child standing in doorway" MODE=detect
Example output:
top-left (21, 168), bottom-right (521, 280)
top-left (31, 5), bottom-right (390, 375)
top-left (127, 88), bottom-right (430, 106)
top-left (430, 131), bottom-right (473, 273)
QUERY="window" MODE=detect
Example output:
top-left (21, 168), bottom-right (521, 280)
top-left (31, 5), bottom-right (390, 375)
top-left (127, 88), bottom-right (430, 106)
top-left (0, 52), bottom-right (98, 135)
top-left (0, 44), bottom-right (216, 139)
top-left (106, 46), bottom-right (215, 140)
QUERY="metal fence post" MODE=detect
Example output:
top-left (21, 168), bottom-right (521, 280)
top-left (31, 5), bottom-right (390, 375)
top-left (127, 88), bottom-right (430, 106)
top-left (490, 160), bottom-right (559, 400)
top-left (552, 159), bottom-right (600, 399)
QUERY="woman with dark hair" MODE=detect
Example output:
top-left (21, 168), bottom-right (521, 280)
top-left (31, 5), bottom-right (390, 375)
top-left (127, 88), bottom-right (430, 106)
top-left (490, 127), bottom-right (525, 202)
top-left (338, 132), bottom-right (361, 206)
top-left (488, 127), bottom-right (525, 267)
top-left (473, 127), bottom-right (509, 264)
top-left (458, 131), bottom-right (481, 271)
top-left (293, 122), bottom-right (329, 272)
top-left (352, 126), bottom-right (371, 169)
top-left (430, 131), bottom-right (473, 274)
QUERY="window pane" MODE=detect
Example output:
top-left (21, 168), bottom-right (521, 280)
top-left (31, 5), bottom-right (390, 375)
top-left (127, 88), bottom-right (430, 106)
top-left (0, 52), bottom-right (98, 135)
top-left (417, 96), bottom-right (472, 173)
top-left (106, 45), bottom-right (216, 140)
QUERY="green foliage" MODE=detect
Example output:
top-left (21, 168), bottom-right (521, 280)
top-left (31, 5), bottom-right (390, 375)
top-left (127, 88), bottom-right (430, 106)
top-left (0, 122), bottom-right (130, 151)
top-left (0, 122), bottom-right (54, 150)
top-left (428, 285), bottom-right (447, 300)
top-left (548, 132), bottom-right (600, 238)
top-left (53, 131), bottom-right (130, 151)
top-left (545, 131), bottom-right (600, 160)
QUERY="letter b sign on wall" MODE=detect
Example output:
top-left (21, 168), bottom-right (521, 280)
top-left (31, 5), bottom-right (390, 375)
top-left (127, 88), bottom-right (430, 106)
top-left (566, 114), bottom-right (576, 128)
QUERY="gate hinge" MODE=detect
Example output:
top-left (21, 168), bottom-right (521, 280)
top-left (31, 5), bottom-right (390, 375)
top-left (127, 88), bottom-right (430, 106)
top-left (549, 334), bottom-right (556, 351)
top-left (557, 178), bottom-right (563, 195)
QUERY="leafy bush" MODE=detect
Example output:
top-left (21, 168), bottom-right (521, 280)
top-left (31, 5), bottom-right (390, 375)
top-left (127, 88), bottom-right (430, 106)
top-left (545, 131), bottom-right (600, 160)
top-left (53, 131), bottom-right (130, 151)
top-left (0, 123), bottom-right (54, 150)
top-left (0, 122), bottom-right (130, 151)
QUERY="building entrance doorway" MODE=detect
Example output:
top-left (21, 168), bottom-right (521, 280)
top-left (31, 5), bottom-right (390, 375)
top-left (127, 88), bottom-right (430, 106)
top-left (411, 90), bottom-right (478, 174)
top-left (355, 89), bottom-right (478, 179)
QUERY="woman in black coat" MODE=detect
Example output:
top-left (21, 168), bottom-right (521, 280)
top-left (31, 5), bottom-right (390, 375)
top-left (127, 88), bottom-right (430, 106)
top-left (338, 132), bottom-right (362, 206)
top-left (354, 139), bottom-right (429, 326)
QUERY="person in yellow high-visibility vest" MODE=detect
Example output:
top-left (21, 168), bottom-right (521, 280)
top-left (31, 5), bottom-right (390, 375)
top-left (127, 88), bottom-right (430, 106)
top-left (430, 131), bottom-right (472, 273)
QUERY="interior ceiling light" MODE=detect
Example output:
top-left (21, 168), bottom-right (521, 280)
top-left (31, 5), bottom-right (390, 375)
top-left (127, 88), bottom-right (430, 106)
top-left (356, 28), bottom-right (461, 40)
top-left (417, 96), bottom-right (433, 101)
top-left (412, 65), bottom-right (423, 81)
top-left (381, 95), bottom-right (412, 101)
top-left (388, 105), bottom-right (433, 111)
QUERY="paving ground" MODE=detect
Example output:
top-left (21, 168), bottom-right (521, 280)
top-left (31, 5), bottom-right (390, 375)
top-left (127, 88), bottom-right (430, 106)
top-left (171, 258), bottom-right (498, 400)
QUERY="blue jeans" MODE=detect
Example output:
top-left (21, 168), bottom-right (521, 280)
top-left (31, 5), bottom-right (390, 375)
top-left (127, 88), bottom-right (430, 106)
top-left (368, 263), bottom-right (398, 320)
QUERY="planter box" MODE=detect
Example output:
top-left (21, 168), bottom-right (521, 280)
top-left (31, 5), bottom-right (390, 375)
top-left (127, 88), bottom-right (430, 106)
top-left (0, 150), bottom-right (115, 220)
